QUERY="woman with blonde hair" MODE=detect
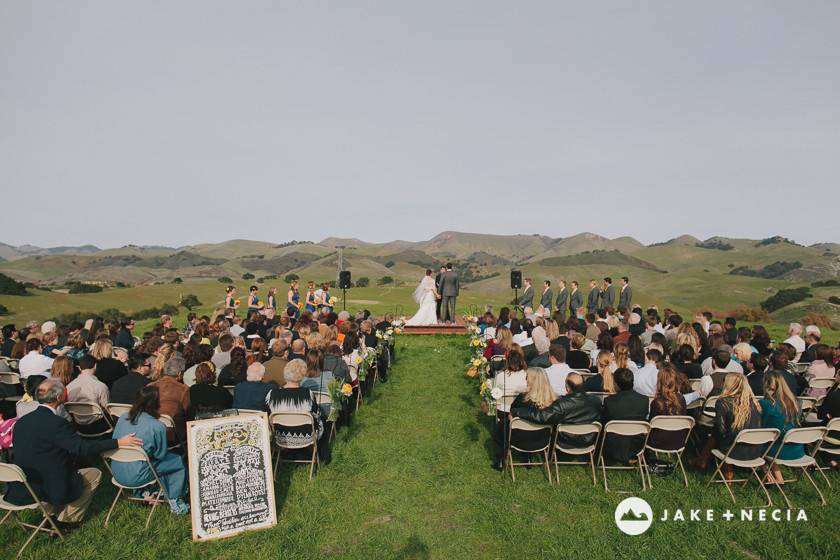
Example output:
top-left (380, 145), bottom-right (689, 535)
top-left (150, 344), bottom-right (175, 382)
top-left (50, 355), bottom-right (75, 385)
top-left (613, 342), bottom-right (636, 373)
top-left (584, 350), bottom-right (616, 393)
top-left (484, 326), bottom-right (513, 359)
top-left (89, 337), bottom-right (114, 361)
top-left (487, 345), bottom-right (529, 470)
top-left (89, 336), bottom-right (128, 388)
top-left (648, 363), bottom-right (690, 450)
top-left (544, 319), bottom-right (560, 342)
top-left (676, 322), bottom-right (701, 356)
top-left (247, 338), bottom-right (267, 365)
top-left (761, 371), bottom-right (804, 484)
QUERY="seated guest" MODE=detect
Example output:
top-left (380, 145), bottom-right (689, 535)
top-left (109, 353), bottom-right (152, 405)
top-left (506, 367), bottom-right (556, 454)
top-left (584, 350), bottom-right (616, 393)
top-left (817, 383), bottom-right (840, 468)
top-left (50, 355), bottom-right (75, 386)
top-left (602, 368), bottom-right (650, 463)
top-left (566, 334), bottom-right (591, 370)
top-left (768, 351), bottom-right (806, 396)
top-left (707, 373), bottom-right (762, 477)
top-left (211, 334), bottom-right (235, 372)
top-left (18, 338), bottom-right (54, 379)
top-left (188, 362), bottom-right (232, 419)
top-left (760, 371), bottom-right (804, 485)
top-left (301, 349), bottom-right (334, 393)
top-left (89, 338), bottom-right (128, 389)
top-left (699, 349), bottom-right (737, 398)
top-left (217, 347), bottom-right (248, 387)
top-left (263, 339), bottom-right (289, 385)
top-left (746, 353), bottom-right (769, 396)
top-left (544, 344), bottom-right (573, 396)
top-left (1, 323), bottom-right (17, 357)
top-left (324, 343), bottom-right (351, 384)
top-left (182, 344), bottom-right (214, 387)
top-left (149, 357), bottom-right (190, 435)
top-left (527, 327), bottom-right (551, 368)
top-left (265, 359), bottom-right (330, 463)
top-left (800, 326), bottom-right (822, 364)
top-left (484, 326), bottom-right (512, 360)
top-left (648, 363), bottom-right (688, 450)
top-left (512, 371), bottom-right (602, 450)
top-left (232, 362), bottom-right (272, 411)
top-left (66, 355), bottom-right (111, 434)
top-left (487, 345), bottom-right (529, 470)
top-left (288, 338), bottom-right (307, 362)
top-left (804, 344), bottom-right (837, 398)
top-left (112, 385), bottom-right (189, 514)
top-left (732, 343), bottom-right (753, 368)
top-left (674, 344), bottom-right (703, 379)
top-left (591, 331), bottom-right (614, 367)
top-left (4, 379), bottom-right (141, 530)
top-left (16, 375), bottom-right (48, 418)
top-left (633, 348), bottom-right (661, 398)
top-left (784, 322), bottom-right (806, 362)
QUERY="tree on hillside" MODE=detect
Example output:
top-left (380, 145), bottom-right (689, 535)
top-left (760, 287), bottom-right (811, 313)
top-left (377, 276), bottom-right (394, 286)
top-left (217, 276), bottom-right (233, 284)
top-left (180, 294), bottom-right (202, 310)
top-left (171, 277), bottom-right (183, 284)
top-left (355, 277), bottom-right (370, 288)
top-left (66, 281), bottom-right (103, 294)
top-left (384, 260), bottom-right (395, 268)
top-left (284, 273), bottom-right (299, 283)
top-left (242, 272), bottom-right (255, 280)
top-left (0, 273), bottom-right (27, 295)
top-left (0, 303), bottom-right (8, 316)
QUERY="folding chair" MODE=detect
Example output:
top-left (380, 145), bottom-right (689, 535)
top-left (645, 416), bottom-right (695, 487)
top-left (598, 420), bottom-right (651, 493)
top-left (697, 395), bottom-right (719, 428)
top-left (101, 446), bottom-right (168, 529)
top-left (489, 355), bottom-right (506, 375)
top-left (816, 417), bottom-right (840, 479)
top-left (107, 403), bottom-right (132, 424)
top-left (222, 385), bottom-right (236, 396)
top-left (808, 378), bottom-right (835, 394)
top-left (707, 428), bottom-right (779, 507)
top-left (793, 362), bottom-right (811, 375)
top-left (269, 412), bottom-right (319, 481)
top-left (0, 463), bottom-right (63, 558)
top-left (796, 397), bottom-right (817, 424)
top-left (157, 414), bottom-right (183, 453)
top-left (0, 372), bottom-right (22, 403)
top-left (313, 391), bottom-right (337, 443)
top-left (765, 426), bottom-right (831, 508)
top-left (588, 392), bottom-right (611, 404)
top-left (506, 417), bottom-right (553, 483)
top-left (689, 379), bottom-right (702, 393)
top-left (552, 421), bottom-right (601, 485)
top-left (64, 401), bottom-right (114, 438)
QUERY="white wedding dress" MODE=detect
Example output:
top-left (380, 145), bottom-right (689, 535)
top-left (405, 276), bottom-right (438, 326)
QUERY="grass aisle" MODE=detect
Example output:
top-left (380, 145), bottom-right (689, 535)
top-left (3, 335), bottom-right (839, 559)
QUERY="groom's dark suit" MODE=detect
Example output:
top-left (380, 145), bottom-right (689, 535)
top-left (555, 286), bottom-right (568, 321)
top-left (439, 269), bottom-right (459, 322)
top-left (434, 271), bottom-right (443, 319)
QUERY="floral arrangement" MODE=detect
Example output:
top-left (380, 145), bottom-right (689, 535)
top-left (356, 347), bottom-right (377, 382)
top-left (464, 317), bottom-right (496, 414)
top-left (328, 296), bottom-right (337, 306)
top-left (326, 378), bottom-right (352, 422)
top-left (392, 319), bottom-right (405, 335)
top-left (233, 299), bottom-right (241, 307)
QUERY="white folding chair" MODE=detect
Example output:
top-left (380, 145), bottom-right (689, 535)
top-left (765, 426), bottom-right (831, 508)
top-left (222, 385), bottom-right (236, 396)
top-left (157, 414), bottom-right (184, 452)
top-left (552, 421), bottom-right (601, 485)
top-left (269, 412), bottom-right (319, 481)
top-left (598, 420), bottom-right (651, 493)
top-left (0, 372), bottom-right (22, 403)
top-left (101, 446), bottom-right (168, 529)
top-left (107, 403), bottom-right (132, 422)
top-left (506, 417), bottom-right (553, 483)
top-left (796, 397), bottom-right (818, 424)
top-left (0, 463), bottom-right (64, 558)
top-left (808, 378), bottom-right (836, 393)
top-left (697, 395), bottom-right (719, 428)
top-left (645, 416), bottom-right (695, 487)
top-left (689, 379), bottom-right (702, 393)
top-left (313, 391), bottom-right (337, 443)
top-left (64, 401), bottom-right (114, 438)
top-left (588, 392), bottom-right (611, 404)
top-left (707, 428), bottom-right (780, 507)
top-left (817, 417), bottom-right (840, 478)
top-left (793, 362), bottom-right (811, 375)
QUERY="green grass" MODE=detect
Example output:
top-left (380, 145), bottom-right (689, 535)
top-left (3, 335), bottom-right (840, 559)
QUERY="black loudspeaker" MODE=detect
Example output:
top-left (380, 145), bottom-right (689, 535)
top-left (510, 270), bottom-right (522, 289)
top-left (339, 270), bottom-right (352, 289)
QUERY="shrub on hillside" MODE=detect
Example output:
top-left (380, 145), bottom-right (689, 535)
top-left (384, 261), bottom-right (395, 268)
top-left (760, 287), bottom-right (811, 313)
top-left (180, 294), bottom-right (202, 310)
top-left (242, 272), bottom-right (255, 280)
top-left (696, 240), bottom-right (733, 251)
top-left (134, 303), bottom-right (179, 321)
top-left (377, 276), bottom-right (394, 286)
top-left (0, 273), bottom-right (28, 295)
top-left (802, 312), bottom-right (835, 330)
top-left (355, 277), bottom-right (370, 288)
top-left (217, 276), bottom-right (233, 284)
top-left (171, 277), bottom-right (183, 284)
top-left (730, 261), bottom-right (802, 279)
top-left (284, 274), bottom-right (299, 283)
top-left (813, 279), bottom-right (840, 288)
top-left (0, 303), bottom-right (8, 316)
top-left (66, 281), bottom-right (104, 294)
top-left (727, 305), bottom-right (769, 322)
top-left (829, 296), bottom-right (840, 305)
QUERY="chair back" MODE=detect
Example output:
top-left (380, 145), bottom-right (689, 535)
top-left (107, 403), bottom-right (132, 419)
top-left (0, 372), bottom-right (21, 385)
top-left (496, 395), bottom-right (517, 411)
top-left (782, 426), bottom-right (827, 446)
top-left (222, 385), bottom-right (236, 396)
top-left (158, 414), bottom-right (176, 430)
top-left (510, 417), bottom-right (550, 432)
top-left (827, 417), bottom-right (840, 431)
top-left (313, 392), bottom-right (332, 406)
top-left (733, 428), bottom-right (779, 447)
top-left (557, 421), bottom-right (601, 437)
top-left (793, 362), bottom-right (811, 374)
top-left (102, 445), bottom-right (152, 464)
top-left (0, 462), bottom-right (26, 483)
top-left (809, 378), bottom-right (835, 391)
top-left (689, 379), bottom-right (701, 393)
top-left (649, 415), bottom-right (694, 433)
top-left (65, 401), bottom-right (112, 427)
top-left (702, 396), bottom-right (719, 415)
top-left (269, 411), bottom-right (313, 428)
top-left (604, 420), bottom-right (650, 437)
top-left (588, 392), bottom-right (610, 403)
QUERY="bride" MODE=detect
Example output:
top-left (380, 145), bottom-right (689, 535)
top-left (405, 269), bottom-right (440, 326)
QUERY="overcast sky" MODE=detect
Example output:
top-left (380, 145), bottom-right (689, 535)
top-left (2, 1), bottom-right (839, 249)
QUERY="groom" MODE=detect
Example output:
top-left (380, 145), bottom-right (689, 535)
top-left (439, 263), bottom-right (459, 324)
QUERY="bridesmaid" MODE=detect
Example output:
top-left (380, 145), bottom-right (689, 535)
top-left (265, 287), bottom-right (278, 319)
top-left (287, 281), bottom-right (301, 320)
top-left (224, 286), bottom-right (238, 315)
top-left (247, 285), bottom-right (264, 316)
top-left (305, 281), bottom-right (318, 313)
top-left (322, 283), bottom-right (334, 314)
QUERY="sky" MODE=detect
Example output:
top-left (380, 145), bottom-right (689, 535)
top-left (1, 1), bottom-right (839, 249)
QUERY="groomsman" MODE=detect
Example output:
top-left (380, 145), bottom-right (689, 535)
top-left (538, 280), bottom-right (553, 316)
top-left (569, 281), bottom-right (583, 319)
top-left (555, 279), bottom-right (569, 321)
top-left (618, 276), bottom-right (632, 310)
top-left (599, 277), bottom-right (615, 311)
top-left (517, 277), bottom-right (534, 310)
top-left (586, 280), bottom-right (600, 314)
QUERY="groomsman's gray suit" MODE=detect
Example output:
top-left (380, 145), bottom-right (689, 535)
top-left (600, 285), bottom-right (615, 311)
top-left (539, 287), bottom-right (553, 313)
top-left (555, 287), bottom-right (569, 320)
top-left (569, 288), bottom-right (583, 318)
top-left (439, 269), bottom-right (460, 322)
top-left (518, 285), bottom-right (534, 310)
top-left (619, 285), bottom-right (632, 310)
top-left (587, 287), bottom-right (600, 314)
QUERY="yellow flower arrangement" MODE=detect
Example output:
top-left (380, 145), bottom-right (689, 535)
top-left (466, 368), bottom-right (478, 378)
top-left (355, 356), bottom-right (363, 365)
top-left (341, 383), bottom-right (353, 397)
top-left (233, 299), bottom-right (241, 306)
top-left (472, 358), bottom-right (482, 367)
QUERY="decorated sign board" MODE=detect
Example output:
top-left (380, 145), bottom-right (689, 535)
top-left (186, 412), bottom-right (277, 541)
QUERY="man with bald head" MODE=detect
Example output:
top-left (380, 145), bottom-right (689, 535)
top-left (510, 370), bottom-right (602, 450)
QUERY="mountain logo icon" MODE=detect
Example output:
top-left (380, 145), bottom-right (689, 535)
top-left (615, 497), bottom-right (653, 535)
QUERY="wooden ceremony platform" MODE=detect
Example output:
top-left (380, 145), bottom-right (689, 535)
top-left (399, 317), bottom-right (468, 335)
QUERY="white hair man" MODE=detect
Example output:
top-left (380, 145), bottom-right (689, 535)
top-left (784, 322), bottom-right (806, 362)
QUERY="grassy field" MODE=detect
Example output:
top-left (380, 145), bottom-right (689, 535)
top-left (2, 335), bottom-right (839, 559)
top-left (1, 279), bottom-right (837, 345)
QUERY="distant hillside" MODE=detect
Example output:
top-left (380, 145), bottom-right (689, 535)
top-left (0, 242), bottom-right (100, 261)
top-left (648, 234), bottom-right (701, 247)
top-left (528, 233), bottom-right (644, 262)
top-left (416, 231), bottom-right (555, 261)
top-left (535, 250), bottom-right (666, 273)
